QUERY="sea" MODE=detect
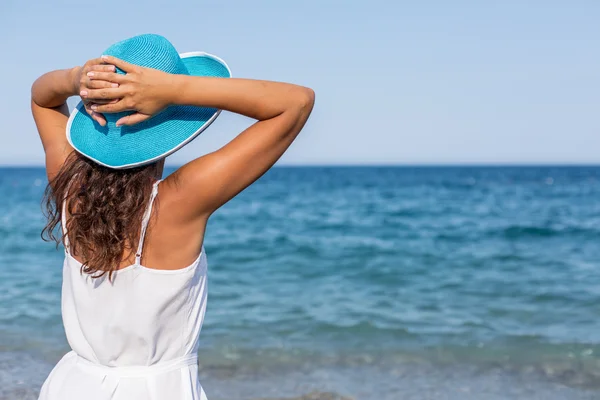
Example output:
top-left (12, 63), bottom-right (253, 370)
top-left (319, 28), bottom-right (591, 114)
top-left (1, 166), bottom-right (600, 400)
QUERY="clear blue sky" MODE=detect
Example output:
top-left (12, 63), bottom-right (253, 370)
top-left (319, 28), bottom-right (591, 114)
top-left (1, 0), bottom-right (598, 165)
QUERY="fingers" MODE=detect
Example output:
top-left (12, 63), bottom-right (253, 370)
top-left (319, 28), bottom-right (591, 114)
top-left (86, 71), bottom-right (126, 83)
top-left (92, 111), bottom-right (107, 126)
top-left (82, 103), bottom-right (148, 127)
top-left (89, 64), bottom-right (116, 73)
top-left (83, 57), bottom-right (106, 67)
top-left (101, 55), bottom-right (136, 73)
top-left (86, 79), bottom-right (119, 90)
top-left (116, 113), bottom-right (150, 127)
top-left (84, 98), bottom-right (118, 105)
top-left (80, 88), bottom-right (123, 100)
top-left (84, 104), bottom-right (107, 127)
top-left (90, 101), bottom-right (132, 113)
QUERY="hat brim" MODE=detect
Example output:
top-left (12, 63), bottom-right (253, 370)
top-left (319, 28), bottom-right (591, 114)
top-left (66, 52), bottom-right (231, 169)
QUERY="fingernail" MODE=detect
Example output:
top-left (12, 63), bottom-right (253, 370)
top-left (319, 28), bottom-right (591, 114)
top-left (80, 90), bottom-right (88, 97)
top-left (91, 104), bottom-right (97, 111)
top-left (101, 55), bottom-right (108, 60)
top-left (109, 65), bottom-right (115, 71)
top-left (87, 72), bottom-right (94, 77)
top-left (112, 83), bottom-right (119, 88)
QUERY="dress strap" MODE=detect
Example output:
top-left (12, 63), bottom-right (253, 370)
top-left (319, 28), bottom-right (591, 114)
top-left (135, 180), bottom-right (162, 265)
top-left (61, 193), bottom-right (70, 254)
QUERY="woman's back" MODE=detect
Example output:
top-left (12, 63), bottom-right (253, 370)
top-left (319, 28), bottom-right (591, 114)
top-left (40, 179), bottom-right (210, 399)
top-left (31, 34), bottom-right (314, 400)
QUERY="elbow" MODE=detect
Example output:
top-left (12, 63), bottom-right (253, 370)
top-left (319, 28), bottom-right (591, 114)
top-left (295, 87), bottom-right (315, 116)
top-left (30, 80), bottom-right (39, 104)
top-left (279, 86), bottom-right (315, 129)
top-left (301, 87), bottom-right (315, 109)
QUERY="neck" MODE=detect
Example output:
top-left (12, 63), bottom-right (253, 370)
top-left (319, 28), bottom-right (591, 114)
top-left (153, 159), bottom-right (166, 180)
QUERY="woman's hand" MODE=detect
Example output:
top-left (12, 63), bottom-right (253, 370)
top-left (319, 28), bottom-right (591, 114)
top-left (74, 58), bottom-right (120, 127)
top-left (81, 55), bottom-right (174, 127)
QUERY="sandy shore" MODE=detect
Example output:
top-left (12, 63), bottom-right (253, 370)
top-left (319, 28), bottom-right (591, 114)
top-left (2, 349), bottom-right (600, 400)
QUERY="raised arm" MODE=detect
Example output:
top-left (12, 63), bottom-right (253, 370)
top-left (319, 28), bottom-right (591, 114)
top-left (88, 56), bottom-right (315, 219)
top-left (31, 59), bottom-right (119, 181)
top-left (31, 67), bottom-right (78, 180)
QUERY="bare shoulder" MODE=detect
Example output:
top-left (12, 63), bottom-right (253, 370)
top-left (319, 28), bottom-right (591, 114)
top-left (150, 80), bottom-right (314, 223)
top-left (158, 169), bottom-right (212, 223)
top-left (154, 173), bottom-right (209, 231)
top-left (142, 174), bottom-right (209, 270)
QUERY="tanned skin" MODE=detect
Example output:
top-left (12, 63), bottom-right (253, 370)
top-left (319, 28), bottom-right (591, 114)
top-left (32, 56), bottom-right (315, 271)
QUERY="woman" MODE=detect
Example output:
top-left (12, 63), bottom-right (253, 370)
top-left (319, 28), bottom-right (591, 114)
top-left (31, 34), bottom-right (314, 400)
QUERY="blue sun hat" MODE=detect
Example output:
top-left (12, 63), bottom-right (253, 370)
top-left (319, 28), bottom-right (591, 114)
top-left (67, 34), bottom-right (231, 169)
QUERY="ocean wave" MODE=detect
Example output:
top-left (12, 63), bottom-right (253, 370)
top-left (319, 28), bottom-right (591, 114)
top-left (490, 225), bottom-right (600, 239)
top-left (3, 338), bottom-right (600, 399)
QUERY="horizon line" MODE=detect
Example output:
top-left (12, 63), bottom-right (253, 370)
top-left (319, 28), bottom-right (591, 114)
top-left (2, 163), bottom-right (600, 168)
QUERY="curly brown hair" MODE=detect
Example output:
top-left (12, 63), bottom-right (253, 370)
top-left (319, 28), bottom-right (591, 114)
top-left (42, 151), bottom-right (160, 280)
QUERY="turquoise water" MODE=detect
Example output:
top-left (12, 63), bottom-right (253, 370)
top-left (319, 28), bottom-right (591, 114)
top-left (1, 166), bottom-right (600, 399)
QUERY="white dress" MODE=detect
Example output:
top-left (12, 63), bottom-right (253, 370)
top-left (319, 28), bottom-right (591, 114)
top-left (39, 180), bottom-right (209, 400)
